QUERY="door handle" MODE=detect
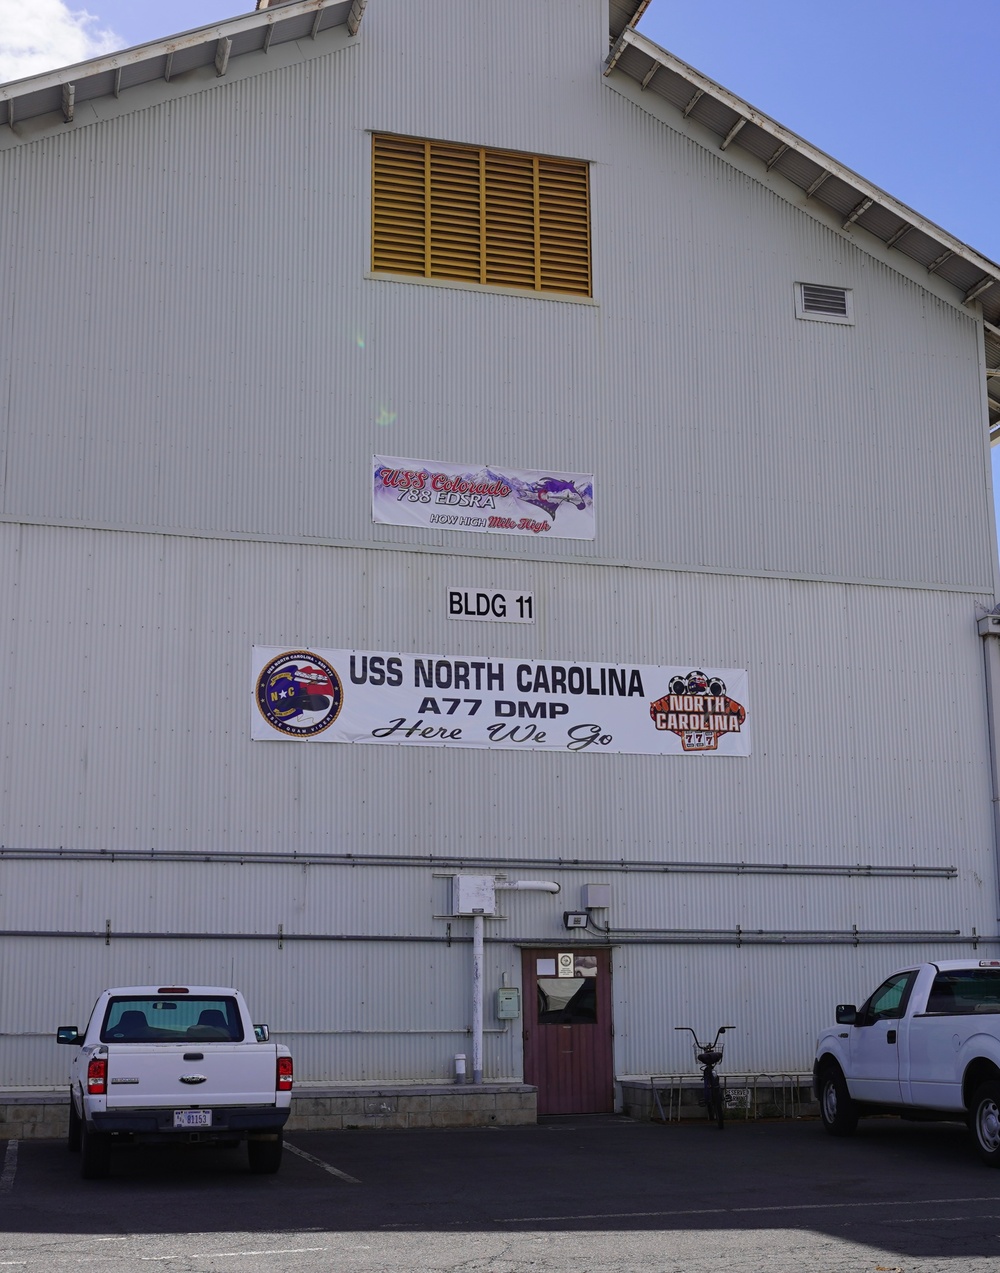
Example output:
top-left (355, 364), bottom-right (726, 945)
top-left (886, 1030), bottom-right (897, 1044)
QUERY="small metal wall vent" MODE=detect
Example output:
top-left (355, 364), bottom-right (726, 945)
top-left (802, 284), bottom-right (848, 315)
top-left (795, 283), bottom-right (854, 325)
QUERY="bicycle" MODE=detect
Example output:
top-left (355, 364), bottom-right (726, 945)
top-left (675, 1025), bottom-right (734, 1130)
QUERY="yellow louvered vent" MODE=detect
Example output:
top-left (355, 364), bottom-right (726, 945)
top-left (372, 134), bottom-right (591, 298)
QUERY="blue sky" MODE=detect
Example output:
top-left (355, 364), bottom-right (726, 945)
top-left (637, 1), bottom-right (998, 266)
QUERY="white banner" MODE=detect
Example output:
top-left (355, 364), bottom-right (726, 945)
top-left (372, 455), bottom-right (595, 540)
top-left (252, 648), bottom-right (750, 756)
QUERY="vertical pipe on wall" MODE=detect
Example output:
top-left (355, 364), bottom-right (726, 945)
top-left (472, 911), bottom-right (484, 1084)
top-left (978, 615), bottom-right (1000, 919)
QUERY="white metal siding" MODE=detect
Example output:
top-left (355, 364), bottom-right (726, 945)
top-left (0, 0), bottom-right (996, 1089)
top-left (0, 525), bottom-right (991, 859)
top-left (0, 0), bottom-right (990, 589)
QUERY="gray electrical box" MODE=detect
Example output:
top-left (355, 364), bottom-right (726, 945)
top-left (581, 883), bottom-right (611, 910)
top-left (452, 874), bottom-right (496, 916)
top-left (497, 988), bottom-right (521, 1020)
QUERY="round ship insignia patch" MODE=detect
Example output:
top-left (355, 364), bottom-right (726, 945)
top-left (255, 650), bottom-right (344, 737)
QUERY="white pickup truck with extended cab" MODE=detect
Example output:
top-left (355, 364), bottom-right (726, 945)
top-left (58, 985), bottom-right (293, 1179)
top-left (814, 959), bottom-right (1000, 1165)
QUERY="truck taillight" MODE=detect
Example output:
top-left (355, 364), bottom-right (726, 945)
top-left (87, 1057), bottom-right (107, 1095)
top-left (276, 1055), bottom-right (293, 1091)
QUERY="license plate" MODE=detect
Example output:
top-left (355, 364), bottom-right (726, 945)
top-left (173, 1109), bottom-right (212, 1128)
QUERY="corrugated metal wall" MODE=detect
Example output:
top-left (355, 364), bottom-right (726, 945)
top-left (1, 848), bottom-right (990, 1086)
top-left (0, 0), bottom-right (990, 589)
top-left (0, 527), bottom-right (992, 862)
top-left (0, 0), bottom-right (996, 1088)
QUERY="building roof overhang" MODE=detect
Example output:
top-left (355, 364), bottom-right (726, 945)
top-left (0, 0), bottom-right (365, 133)
top-left (605, 26), bottom-right (1000, 439)
top-left (609, 0), bottom-right (653, 41)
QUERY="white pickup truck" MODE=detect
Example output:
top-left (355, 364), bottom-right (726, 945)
top-left (814, 959), bottom-right (1000, 1165)
top-left (58, 985), bottom-right (293, 1179)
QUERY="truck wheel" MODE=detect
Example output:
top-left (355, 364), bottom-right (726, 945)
top-left (819, 1064), bottom-right (858, 1137)
top-left (971, 1082), bottom-right (1000, 1166)
top-left (67, 1092), bottom-right (81, 1152)
top-left (80, 1121), bottom-right (112, 1179)
top-left (247, 1134), bottom-right (283, 1175)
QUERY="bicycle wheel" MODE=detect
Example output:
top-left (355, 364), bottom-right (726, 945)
top-left (709, 1072), bottom-right (725, 1130)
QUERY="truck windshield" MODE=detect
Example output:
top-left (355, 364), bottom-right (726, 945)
top-left (101, 996), bottom-right (244, 1043)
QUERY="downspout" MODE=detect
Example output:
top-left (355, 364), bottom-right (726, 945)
top-left (471, 911), bottom-right (484, 1085)
top-left (469, 879), bottom-right (560, 1085)
top-left (978, 613), bottom-right (1000, 919)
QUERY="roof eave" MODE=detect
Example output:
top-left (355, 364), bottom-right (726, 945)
top-left (609, 1), bottom-right (652, 42)
top-left (0, 0), bottom-right (363, 120)
top-left (605, 29), bottom-right (1000, 315)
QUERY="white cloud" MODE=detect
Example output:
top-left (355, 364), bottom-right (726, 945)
top-left (0, 0), bottom-right (123, 84)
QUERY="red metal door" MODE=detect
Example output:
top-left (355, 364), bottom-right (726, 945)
top-left (521, 948), bottom-right (614, 1115)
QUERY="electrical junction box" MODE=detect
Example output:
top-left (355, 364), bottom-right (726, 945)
top-left (564, 911), bottom-right (589, 929)
top-left (452, 874), bottom-right (496, 916)
top-left (581, 884), bottom-right (611, 910)
top-left (497, 988), bottom-right (520, 1020)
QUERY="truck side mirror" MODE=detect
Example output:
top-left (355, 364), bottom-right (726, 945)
top-left (254, 1024), bottom-right (269, 1042)
top-left (56, 1026), bottom-right (80, 1045)
top-left (835, 1005), bottom-right (857, 1026)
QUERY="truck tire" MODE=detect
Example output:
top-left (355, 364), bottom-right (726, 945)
top-left (67, 1092), bottom-right (81, 1152)
top-left (80, 1121), bottom-right (111, 1179)
top-left (819, 1063), bottom-right (858, 1137)
top-left (247, 1134), bottom-right (283, 1175)
top-left (970, 1082), bottom-right (1000, 1166)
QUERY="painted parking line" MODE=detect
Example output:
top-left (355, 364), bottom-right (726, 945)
top-left (892, 1214), bottom-right (1000, 1224)
top-left (284, 1141), bottom-right (361, 1184)
top-left (140, 1248), bottom-right (327, 1261)
top-left (0, 1141), bottom-right (17, 1194)
top-left (497, 1194), bottom-right (1000, 1223)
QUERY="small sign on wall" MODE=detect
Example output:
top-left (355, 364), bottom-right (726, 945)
top-left (373, 455), bottom-right (595, 540)
top-left (447, 589), bottom-right (535, 623)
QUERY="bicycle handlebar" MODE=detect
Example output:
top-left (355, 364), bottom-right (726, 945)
top-left (674, 1025), bottom-right (735, 1052)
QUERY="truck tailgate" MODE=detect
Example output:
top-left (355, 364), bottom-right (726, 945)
top-left (104, 1044), bottom-right (277, 1108)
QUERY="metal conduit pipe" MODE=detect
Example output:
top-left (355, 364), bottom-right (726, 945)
top-left (0, 847), bottom-right (956, 878)
top-left (472, 912), bottom-right (484, 1083)
top-left (587, 928), bottom-right (987, 946)
top-left (0, 1027), bottom-right (512, 1039)
top-left (495, 881), bottom-right (561, 892)
top-left (979, 613), bottom-right (1000, 920)
top-left (469, 880), bottom-right (559, 1082)
top-left (0, 927), bottom-right (992, 946)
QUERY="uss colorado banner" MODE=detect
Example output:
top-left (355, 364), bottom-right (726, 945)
top-left (252, 648), bottom-right (750, 757)
top-left (372, 455), bottom-right (595, 540)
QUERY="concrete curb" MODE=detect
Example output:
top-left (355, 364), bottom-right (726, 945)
top-left (0, 1084), bottom-right (539, 1139)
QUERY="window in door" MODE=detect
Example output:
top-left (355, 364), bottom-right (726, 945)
top-left (859, 972), bottom-right (916, 1025)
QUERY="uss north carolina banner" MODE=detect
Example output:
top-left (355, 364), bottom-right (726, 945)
top-left (372, 455), bottom-right (595, 540)
top-left (252, 647), bottom-right (751, 757)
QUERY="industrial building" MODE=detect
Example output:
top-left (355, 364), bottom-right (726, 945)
top-left (1, 0), bottom-right (1000, 1118)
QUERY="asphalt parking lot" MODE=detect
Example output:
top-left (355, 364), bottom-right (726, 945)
top-left (2, 1114), bottom-right (1000, 1271)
